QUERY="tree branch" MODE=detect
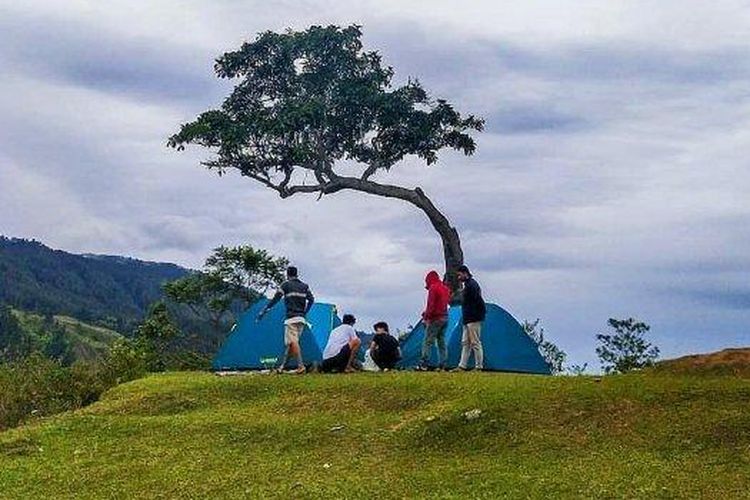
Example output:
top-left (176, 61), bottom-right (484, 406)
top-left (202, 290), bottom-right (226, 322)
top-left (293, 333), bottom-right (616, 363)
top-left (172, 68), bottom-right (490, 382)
top-left (361, 163), bottom-right (379, 180)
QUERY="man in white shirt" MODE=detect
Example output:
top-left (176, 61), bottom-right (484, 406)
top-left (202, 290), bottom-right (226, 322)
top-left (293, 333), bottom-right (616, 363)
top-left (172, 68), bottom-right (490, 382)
top-left (321, 314), bottom-right (361, 373)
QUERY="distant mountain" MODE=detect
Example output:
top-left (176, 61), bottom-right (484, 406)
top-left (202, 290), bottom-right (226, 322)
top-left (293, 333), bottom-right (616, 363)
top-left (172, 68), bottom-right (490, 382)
top-left (0, 237), bottom-right (190, 333)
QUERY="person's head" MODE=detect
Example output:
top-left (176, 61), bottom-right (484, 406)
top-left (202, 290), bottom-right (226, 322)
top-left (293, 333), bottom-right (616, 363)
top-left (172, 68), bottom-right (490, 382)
top-left (373, 321), bottom-right (389, 334)
top-left (456, 265), bottom-right (472, 282)
top-left (342, 314), bottom-right (356, 326)
top-left (425, 270), bottom-right (440, 289)
top-left (286, 266), bottom-right (298, 279)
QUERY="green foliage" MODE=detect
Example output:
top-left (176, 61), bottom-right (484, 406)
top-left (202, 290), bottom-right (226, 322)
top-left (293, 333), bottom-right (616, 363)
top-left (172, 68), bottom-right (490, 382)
top-left (596, 318), bottom-right (660, 374)
top-left (104, 339), bottom-right (148, 384)
top-left (522, 319), bottom-right (567, 374)
top-left (567, 363), bottom-right (589, 376)
top-left (0, 304), bottom-right (34, 361)
top-left (0, 237), bottom-right (229, 355)
top-left (164, 245), bottom-right (287, 330)
top-left (2, 372), bottom-right (749, 497)
top-left (0, 236), bottom-right (188, 332)
top-left (134, 302), bottom-right (180, 372)
top-left (168, 24), bottom-right (483, 193)
top-left (0, 350), bottom-right (146, 431)
top-left (206, 245), bottom-right (288, 302)
top-left (163, 350), bottom-right (213, 371)
top-left (2, 308), bottom-right (122, 365)
top-left (41, 318), bottom-right (73, 365)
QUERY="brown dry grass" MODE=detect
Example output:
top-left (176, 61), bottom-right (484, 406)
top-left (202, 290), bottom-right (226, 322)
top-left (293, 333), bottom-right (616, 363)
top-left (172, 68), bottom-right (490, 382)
top-left (652, 347), bottom-right (750, 377)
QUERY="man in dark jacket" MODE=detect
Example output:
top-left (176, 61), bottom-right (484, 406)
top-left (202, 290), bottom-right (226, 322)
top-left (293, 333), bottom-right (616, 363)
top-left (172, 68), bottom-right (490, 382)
top-left (370, 321), bottom-right (401, 371)
top-left (417, 270), bottom-right (451, 371)
top-left (455, 265), bottom-right (486, 371)
top-left (257, 266), bottom-right (315, 374)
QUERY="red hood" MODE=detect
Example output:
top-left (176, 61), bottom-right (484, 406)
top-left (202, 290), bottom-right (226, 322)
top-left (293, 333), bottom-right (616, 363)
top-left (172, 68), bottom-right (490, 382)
top-left (425, 270), bottom-right (441, 289)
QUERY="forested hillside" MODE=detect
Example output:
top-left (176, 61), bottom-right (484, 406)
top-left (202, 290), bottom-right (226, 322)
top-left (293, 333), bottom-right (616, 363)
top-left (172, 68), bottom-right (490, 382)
top-left (6, 309), bottom-right (122, 364)
top-left (0, 237), bottom-right (189, 332)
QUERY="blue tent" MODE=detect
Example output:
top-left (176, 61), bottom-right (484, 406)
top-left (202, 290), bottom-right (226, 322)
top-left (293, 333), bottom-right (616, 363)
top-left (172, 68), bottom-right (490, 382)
top-left (212, 298), bottom-right (341, 370)
top-left (397, 303), bottom-right (551, 374)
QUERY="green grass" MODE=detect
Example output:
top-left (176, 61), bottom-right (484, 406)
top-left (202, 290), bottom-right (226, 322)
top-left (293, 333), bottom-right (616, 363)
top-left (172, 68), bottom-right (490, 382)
top-left (1, 371), bottom-right (749, 498)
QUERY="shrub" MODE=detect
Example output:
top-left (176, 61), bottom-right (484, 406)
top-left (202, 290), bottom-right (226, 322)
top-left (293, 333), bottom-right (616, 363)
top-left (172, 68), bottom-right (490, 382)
top-left (522, 319), bottom-right (567, 374)
top-left (596, 318), bottom-right (659, 374)
top-left (0, 341), bottom-right (148, 430)
top-left (105, 338), bottom-right (149, 384)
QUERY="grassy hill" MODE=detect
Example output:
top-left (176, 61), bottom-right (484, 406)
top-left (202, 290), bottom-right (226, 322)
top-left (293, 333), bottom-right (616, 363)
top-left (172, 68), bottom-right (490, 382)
top-left (11, 309), bottom-right (122, 362)
top-left (1, 371), bottom-right (749, 498)
top-left (651, 348), bottom-right (750, 378)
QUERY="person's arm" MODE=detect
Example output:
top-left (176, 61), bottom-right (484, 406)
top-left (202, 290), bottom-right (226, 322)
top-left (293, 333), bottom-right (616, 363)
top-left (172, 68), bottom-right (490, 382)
top-left (345, 329), bottom-right (361, 371)
top-left (423, 287), bottom-right (436, 324)
top-left (348, 328), bottom-right (360, 349)
top-left (305, 286), bottom-right (315, 314)
top-left (464, 280), bottom-right (478, 305)
top-left (257, 288), bottom-right (283, 320)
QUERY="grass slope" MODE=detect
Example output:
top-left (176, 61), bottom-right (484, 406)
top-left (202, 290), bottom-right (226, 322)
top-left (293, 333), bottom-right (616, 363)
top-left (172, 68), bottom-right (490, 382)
top-left (1, 371), bottom-right (749, 498)
top-left (12, 310), bottom-right (122, 362)
top-left (652, 348), bottom-right (750, 378)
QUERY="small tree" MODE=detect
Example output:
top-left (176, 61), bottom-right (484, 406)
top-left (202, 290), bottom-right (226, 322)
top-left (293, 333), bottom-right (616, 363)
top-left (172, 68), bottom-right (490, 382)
top-left (163, 272), bottom-right (231, 331)
top-left (596, 318), bottom-right (659, 374)
top-left (0, 305), bottom-right (33, 362)
top-left (135, 302), bottom-right (180, 371)
top-left (43, 319), bottom-right (74, 366)
top-left (164, 245), bottom-right (287, 331)
top-left (168, 25), bottom-right (483, 289)
top-left (205, 245), bottom-right (288, 305)
top-left (522, 319), bottom-right (567, 375)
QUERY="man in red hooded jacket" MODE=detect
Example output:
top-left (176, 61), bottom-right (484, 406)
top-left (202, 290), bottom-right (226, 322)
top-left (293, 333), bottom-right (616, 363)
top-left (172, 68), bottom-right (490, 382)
top-left (417, 270), bottom-right (451, 370)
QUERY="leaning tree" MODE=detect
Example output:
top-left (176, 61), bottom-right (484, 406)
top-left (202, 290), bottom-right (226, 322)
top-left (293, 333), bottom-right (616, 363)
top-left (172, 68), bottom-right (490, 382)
top-left (169, 25), bottom-right (484, 287)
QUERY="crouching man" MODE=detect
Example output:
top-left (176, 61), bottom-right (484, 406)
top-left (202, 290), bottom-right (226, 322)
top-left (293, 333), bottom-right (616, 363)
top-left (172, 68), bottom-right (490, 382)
top-left (370, 321), bottom-right (401, 371)
top-left (321, 314), bottom-right (361, 373)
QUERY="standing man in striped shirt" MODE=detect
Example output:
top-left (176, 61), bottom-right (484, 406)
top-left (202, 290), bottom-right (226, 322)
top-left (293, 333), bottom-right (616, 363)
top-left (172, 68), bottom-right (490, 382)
top-left (257, 266), bottom-right (315, 374)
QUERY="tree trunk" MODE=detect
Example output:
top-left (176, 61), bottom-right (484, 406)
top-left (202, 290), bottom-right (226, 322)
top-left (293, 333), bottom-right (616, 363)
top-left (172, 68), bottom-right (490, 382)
top-left (412, 187), bottom-right (464, 293)
top-left (327, 177), bottom-right (464, 292)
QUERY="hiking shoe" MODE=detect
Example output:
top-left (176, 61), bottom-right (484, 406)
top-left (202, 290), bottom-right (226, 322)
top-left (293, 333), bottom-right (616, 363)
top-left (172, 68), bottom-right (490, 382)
top-left (294, 366), bottom-right (307, 375)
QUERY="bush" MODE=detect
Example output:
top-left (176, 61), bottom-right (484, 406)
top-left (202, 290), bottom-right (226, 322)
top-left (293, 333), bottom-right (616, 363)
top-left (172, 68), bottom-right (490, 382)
top-left (522, 319), bottom-right (567, 375)
top-left (0, 341), bottom-right (148, 431)
top-left (596, 318), bottom-right (660, 374)
top-left (164, 350), bottom-right (213, 371)
top-left (105, 338), bottom-right (149, 384)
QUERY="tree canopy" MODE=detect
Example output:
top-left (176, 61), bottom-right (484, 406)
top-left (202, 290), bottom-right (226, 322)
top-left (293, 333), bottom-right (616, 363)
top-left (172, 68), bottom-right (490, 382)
top-left (169, 25), bottom-right (484, 282)
top-left (596, 318), bottom-right (660, 374)
top-left (169, 25), bottom-right (483, 194)
top-left (163, 245), bottom-right (287, 330)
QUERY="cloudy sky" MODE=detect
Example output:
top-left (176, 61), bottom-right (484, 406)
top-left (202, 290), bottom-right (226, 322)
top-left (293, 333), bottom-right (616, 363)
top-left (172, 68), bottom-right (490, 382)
top-left (1, 0), bottom-right (749, 368)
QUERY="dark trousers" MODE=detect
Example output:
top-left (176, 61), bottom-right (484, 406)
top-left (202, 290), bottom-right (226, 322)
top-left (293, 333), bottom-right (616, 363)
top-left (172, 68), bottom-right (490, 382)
top-left (372, 349), bottom-right (400, 370)
top-left (320, 344), bottom-right (351, 373)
